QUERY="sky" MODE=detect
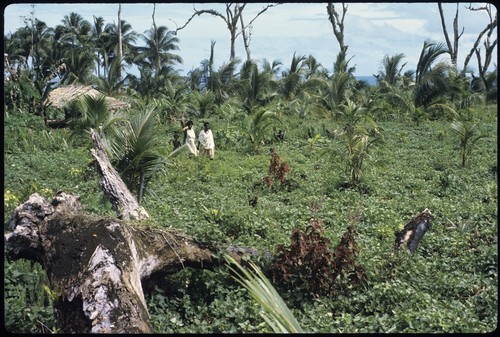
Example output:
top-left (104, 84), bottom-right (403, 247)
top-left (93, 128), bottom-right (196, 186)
top-left (3, 2), bottom-right (496, 77)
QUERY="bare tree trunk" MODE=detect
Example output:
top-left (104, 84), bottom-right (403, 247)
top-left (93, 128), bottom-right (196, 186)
top-left (239, 10), bottom-right (252, 61)
top-left (463, 3), bottom-right (497, 76)
top-left (175, 3), bottom-right (279, 64)
top-left (326, 2), bottom-right (348, 56)
top-left (117, 3), bottom-right (123, 81)
top-left (4, 134), bottom-right (258, 333)
top-left (438, 2), bottom-right (464, 68)
top-left (395, 208), bottom-right (434, 253)
top-left (89, 128), bottom-right (149, 220)
top-left (4, 123), bottom-right (265, 333)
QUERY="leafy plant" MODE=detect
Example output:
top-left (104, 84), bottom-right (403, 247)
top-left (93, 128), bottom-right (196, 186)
top-left (244, 107), bottom-right (280, 153)
top-left (450, 120), bottom-right (488, 167)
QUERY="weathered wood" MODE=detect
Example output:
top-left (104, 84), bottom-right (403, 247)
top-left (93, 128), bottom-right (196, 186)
top-left (4, 192), bottom-right (218, 333)
top-left (89, 128), bottom-right (149, 220)
top-left (395, 208), bottom-right (434, 253)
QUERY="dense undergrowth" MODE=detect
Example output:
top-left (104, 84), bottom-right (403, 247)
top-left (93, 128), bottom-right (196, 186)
top-left (3, 104), bottom-right (497, 333)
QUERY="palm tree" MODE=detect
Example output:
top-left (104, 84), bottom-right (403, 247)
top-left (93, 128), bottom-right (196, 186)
top-left (260, 58), bottom-right (282, 80)
top-left (303, 54), bottom-right (325, 79)
top-left (157, 81), bottom-right (190, 122)
top-left (59, 49), bottom-right (96, 84)
top-left (336, 98), bottom-right (381, 186)
top-left (194, 41), bottom-right (239, 105)
top-left (54, 12), bottom-right (92, 50)
top-left (450, 120), bottom-right (488, 167)
top-left (237, 60), bottom-right (276, 114)
top-left (103, 19), bottom-right (139, 75)
top-left (278, 52), bottom-right (306, 101)
top-left (375, 53), bottom-right (407, 90)
top-left (67, 94), bottom-right (126, 146)
top-left (91, 16), bottom-right (108, 78)
top-left (313, 70), bottom-right (352, 118)
top-left (94, 57), bottom-right (129, 96)
top-left (188, 90), bottom-right (217, 119)
top-left (244, 107), bottom-right (280, 153)
top-left (414, 39), bottom-right (451, 108)
top-left (111, 107), bottom-right (167, 203)
top-left (137, 25), bottom-right (182, 79)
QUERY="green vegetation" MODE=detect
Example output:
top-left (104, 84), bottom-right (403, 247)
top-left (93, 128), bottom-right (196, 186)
top-left (4, 102), bottom-right (497, 333)
top-left (3, 6), bottom-right (497, 334)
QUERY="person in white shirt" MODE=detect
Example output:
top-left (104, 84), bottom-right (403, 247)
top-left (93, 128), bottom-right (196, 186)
top-left (198, 122), bottom-right (215, 159)
top-left (182, 120), bottom-right (198, 156)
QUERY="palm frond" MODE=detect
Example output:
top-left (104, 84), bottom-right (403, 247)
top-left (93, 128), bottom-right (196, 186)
top-left (225, 255), bottom-right (304, 333)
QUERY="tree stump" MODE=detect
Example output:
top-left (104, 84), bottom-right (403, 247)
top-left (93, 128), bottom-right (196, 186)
top-left (395, 208), bottom-right (434, 253)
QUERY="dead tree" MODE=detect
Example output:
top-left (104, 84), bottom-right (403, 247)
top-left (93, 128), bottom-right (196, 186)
top-left (326, 2), bottom-right (348, 56)
top-left (437, 2), bottom-right (464, 68)
top-left (4, 128), bottom-right (255, 333)
top-left (395, 208), bottom-right (435, 253)
top-left (463, 3), bottom-right (497, 89)
top-left (174, 3), bottom-right (280, 63)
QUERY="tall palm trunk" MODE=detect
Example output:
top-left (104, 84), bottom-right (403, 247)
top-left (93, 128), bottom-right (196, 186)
top-left (117, 4), bottom-right (123, 82)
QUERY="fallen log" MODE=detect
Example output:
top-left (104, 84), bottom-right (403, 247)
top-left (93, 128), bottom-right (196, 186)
top-left (394, 208), bottom-right (434, 253)
top-left (4, 192), bottom-right (250, 333)
top-left (4, 129), bottom-right (257, 333)
top-left (89, 128), bottom-right (149, 220)
top-left (5, 192), bottom-right (216, 333)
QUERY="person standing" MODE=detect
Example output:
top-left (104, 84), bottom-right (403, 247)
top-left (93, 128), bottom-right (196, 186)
top-left (172, 132), bottom-right (182, 150)
top-left (182, 120), bottom-right (198, 156)
top-left (198, 121), bottom-right (215, 159)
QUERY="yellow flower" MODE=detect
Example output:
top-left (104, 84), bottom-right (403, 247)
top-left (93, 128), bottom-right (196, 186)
top-left (69, 167), bottom-right (82, 177)
top-left (4, 190), bottom-right (20, 208)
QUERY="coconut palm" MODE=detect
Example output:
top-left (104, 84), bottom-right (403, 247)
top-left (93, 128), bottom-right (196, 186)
top-left (67, 94), bottom-right (126, 146)
top-left (278, 52), bottom-right (306, 101)
top-left (244, 107), bottom-right (280, 153)
top-left (260, 58), bottom-right (282, 80)
top-left (111, 106), bottom-right (167, 203)
top-left (450, 120), bottom-right (488, 167)
top-left (188, 90), bottom-right (217, 119)
top-left (375, 53), bottom-right (407, 91)
top-left (94, 56), bottom-right (129, 96)
top-left (136, 25), bottom-right (182, 79)
top-left (59, 49), bottom-right (96, 84)
top-left (54, 12), bottom-right (92, 50)
top-left (157, 81), bottom-right (190, 122)
top-left (91, 16), bottom-right (109, 78)
top-left (303, 54), bottom-right (326, 79)
top-left (103, 19), bottom-right (139, 73)
top-left (414, 39), bottom-right (451, 108)
top-left (237, 60), bottom-right (277, 114)
top-left (336, 98), bottom-right (381, 186)
top-left (194, 41), bottom-right (239, 105)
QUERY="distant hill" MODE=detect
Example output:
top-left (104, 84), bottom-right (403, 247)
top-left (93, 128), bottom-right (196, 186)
top-left (356, 75), bottom-right (377, 86)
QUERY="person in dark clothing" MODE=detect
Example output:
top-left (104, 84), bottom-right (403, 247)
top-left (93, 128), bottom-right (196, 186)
top-left (172, 132), bottom-right (182, 150)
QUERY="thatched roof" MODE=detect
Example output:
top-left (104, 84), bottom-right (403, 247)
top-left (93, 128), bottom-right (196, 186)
top-left (46, 85), bottom-right (130, 111)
